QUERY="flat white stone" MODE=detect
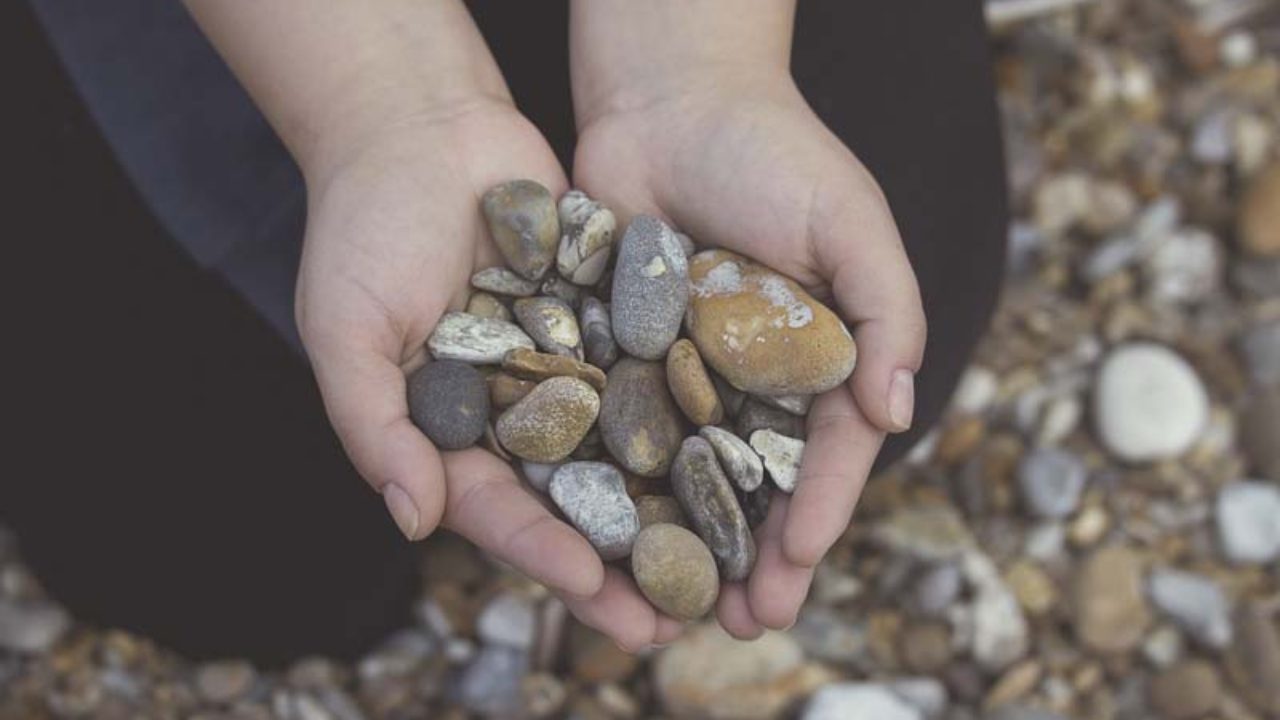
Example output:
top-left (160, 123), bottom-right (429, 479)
top-left (749, 429), bottom-right (805, 493)
top-left (471, 267), bottom-right (540, 297)
top-left (427, 312), bottom-right (535, 364)
top-left (1216, 480), bottom-right (1280, 564)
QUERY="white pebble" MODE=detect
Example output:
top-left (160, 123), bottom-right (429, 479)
top-left (1216, 480), bottom-right (1280, 564)
top-left (1093, 342), bottom-right (1209, 463)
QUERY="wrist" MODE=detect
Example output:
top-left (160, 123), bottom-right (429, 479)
top-left (569, 0), bottom-right (795, 128)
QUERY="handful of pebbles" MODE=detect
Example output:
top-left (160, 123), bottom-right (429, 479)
top-left (408, 179), bottom-right (858, 621)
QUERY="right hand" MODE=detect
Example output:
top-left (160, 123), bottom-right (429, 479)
top-left (296, 99), bottom-right (682, 651)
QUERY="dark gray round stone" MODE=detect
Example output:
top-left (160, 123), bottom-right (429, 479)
top-left (407, 360), bottom-right (489, 450)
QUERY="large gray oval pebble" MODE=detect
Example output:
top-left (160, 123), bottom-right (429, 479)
top-left (482, 180), bottom-right (560, 281)
top-left (671, 437), bottom-right (757, 581)
top-left (427, 312), bottom-right (535, 364)
top-left (407, 360), bottom-right (489, 450)
top-left (599, 358), bottom-right (685, 477)
top-left (513, 297), bottom-right (582, 360)
top-left (699, 426), bottom-right (764, 492)
top-left (549, 462), bottom-right (640, 561)
top-left (610, 215), bottom-right (689, 360)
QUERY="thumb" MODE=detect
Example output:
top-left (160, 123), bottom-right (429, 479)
top-left (814, 174), bottom-right (927, 434)
top-left (302, 320), bottom-right (447, 541)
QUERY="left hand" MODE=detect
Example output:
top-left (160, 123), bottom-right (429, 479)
top-left (573, 67), bottom-right (927, 639)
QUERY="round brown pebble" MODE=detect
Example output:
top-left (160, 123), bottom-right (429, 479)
top-left (631, 523), bottom-right (719, 621)
top-left (666, 339), bottom-right (724, 426)
top-left (495, 376), bottom-right (599, 463)
top-left (1149, 660), bottom-right (1222, 720)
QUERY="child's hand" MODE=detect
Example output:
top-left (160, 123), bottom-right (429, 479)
top-left (573, 67), bottom-right (927, 638)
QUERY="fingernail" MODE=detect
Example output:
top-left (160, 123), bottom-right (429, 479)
top-left (382, 483), bottom-right (419, 540)
top-left (888, 369), bottom-right (915, 432)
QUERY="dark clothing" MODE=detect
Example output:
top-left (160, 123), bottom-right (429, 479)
top-left (4, 0), bottom-right (1007, 664)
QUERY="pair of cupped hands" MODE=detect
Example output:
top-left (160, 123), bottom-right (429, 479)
top-left (296, 62), bottom-right (926, 650)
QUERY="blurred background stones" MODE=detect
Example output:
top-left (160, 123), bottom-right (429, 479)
top-left (3, 0), bottom-right (1279, 717)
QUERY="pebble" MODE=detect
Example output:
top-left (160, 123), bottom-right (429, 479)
top-left (986, 707), bottom-right (1067, 720)
top-left (482, 180), bottom-right (560, 280)
top-left (671, 437), bottom-right (757, 582)
top-left (195, 660), bottom-right (257, 704)
top-left (1093, 342), bottom-right (1209, 463)
top-left (489, 372), bottom-right (537, 409)
top-left (984, 660), bottom-right (1043, 711)
top-left (1149, 660), bottom-right (1222, 720)
top-left (749, 429), bottom-right (805, 493)
top-left (427, 312), bottom-right (536, 365)
top-left (634, 495), bottom-right (687, 529)
top-left (456, 645), bottom-right (528, 717)
top-left (789, 606), bottom-right (868, 664)
top-left (599, 358), bottom-right (684, 478)
top-left (0, 600), bottom-right (69, 653)
top-left (738, 485), bottom-right (772, 530)
top-left (888, 678), bottom-right (949, 719)
top-left (1004, 560), bottom-right (1058, 617)
top-left (698, 426), bottom-right (764, 493)
top-left (1239, 319), bottom-right (1280, 388)
top-left (1226, 600), bottom-right (1280, 715)
top-left (549, 462), bottom-right (639, 561)
top-left (1215, 480), bottom-right (1280, 563)
top-left (1016, 447), bottom-right (1088, 519)
top-left (654, 624), bottom-right (831, 720)
top-left (471, 266), bottom-right (540, 297)
top-left (513, 297), bottom-right (583, 360)
top-left (1143, 227), bottom-right (1222, 305)
top-left (406, 360), bottom-right (489, 450)
top-left (686, 250), bottom-right (857, 395)
top-left (501, 347), bottom-right (606, 391)
top-left (912, 563), bottom-right (963, 616)
top-left (1068, 504), bottom-right (1111, 548)
top-left (517, 462), bottom-right (556, 494)
top-left (1239, 161), bottom-right (1280, 257)
top-left (539, 275), bottom-right (583, 309)
top-left (1242, 390), bottom-right (1280, 479)
top-left (756, 393), bottom-right (813, 416)
top-left (495, 377), bottom-right (600, 463)
top-left (569, 625), bottom-right (639, 683)
top-left (951, 366), bottom-right (1000, 415)
top-left (666, 339), bottom-right (724, 425)
top-left (1072, 545), bottom-right (1150, 655)
top-left (803, 684), bottom-right (922, 720)
top-left (476, 593), bottom-right (537, 650)
top-left (964, 551), bottom-right (1031, 671)
top-left (1143, 625), bottom-right (1185, 668)
top-left (556, 191), bottom-right (616, 286)
top-left (712, 374), bottom-right (748, 418)
top-left (736, 398), bottom-right (806, 440)
top-left (466, 291), bottom-right (512, 321)
top-left (631, 523), bottom-right (719, 621)
top-left (901, 621), bottom-right (953, 673)
top-left (522, 673), bottom-right (567, 719)
top-left (1147, 568), bottom-right (1233, 649)
top-left (579, 297), bottom-right (618, 370)
top-left (610, 215), bottom-right (689, 360)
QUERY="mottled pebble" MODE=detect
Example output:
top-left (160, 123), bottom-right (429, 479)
top-left (671, 437), bottom-right (757, 581)
top-left (482, 180), bottom-right (560, 280)
top-left (699, 426), bottom-right (764, 493)
top-left (579, 297), bottom-right (618, 370)
top-left (666, 339), bottom-right (724, 426)
top-left (749, 429), bottom-right (805, 493)
top-left (427, 312), bottom-right (535, 364)
top-left (599, 358), bottom-right (685, 478)
top-left (610, 215), bottom-right (689, 360)
top-left (631, 523), bottom-right (719, 620)
top-left (1239, 161), bottom-right (1280, 257)
top-left (556, 191), bottom-right (616, 286)
top-left (501, 347), bottom-right (606, 392)
top-left (407, 360), bottom-right (489, 450)
top-left (489, 372), bottom-right (537, 409)
top-left (549, 462), bottom-right (639, 560)
top-left (471, 266), bottom-right (540, 297)
top-left (495, 377), bottom-right (599, 463)
top-left (513, 297), bottom-right (582, 359)
top-left (687, 249), bottom-right (856, 395)
top-left (1215, 480), bottom-right (1280, 563)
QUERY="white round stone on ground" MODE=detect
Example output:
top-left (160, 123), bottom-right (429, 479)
top-left (1216, 480), bottom-right (1280, 564)
top-left (802, 684), bottom-right (923, 720)
top-left (1092, 342), bottom-right (1208, 463)
top-left (427, 312), bottom-right (536, 365)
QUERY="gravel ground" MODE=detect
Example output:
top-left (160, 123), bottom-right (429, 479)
top-left (3, 1), bottom-right (1279, 718)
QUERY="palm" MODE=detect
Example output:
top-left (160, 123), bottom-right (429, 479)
top-left (298, 103), bottom-right (687, 651)
top-left (575, 79), bottom-right (924, 638)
